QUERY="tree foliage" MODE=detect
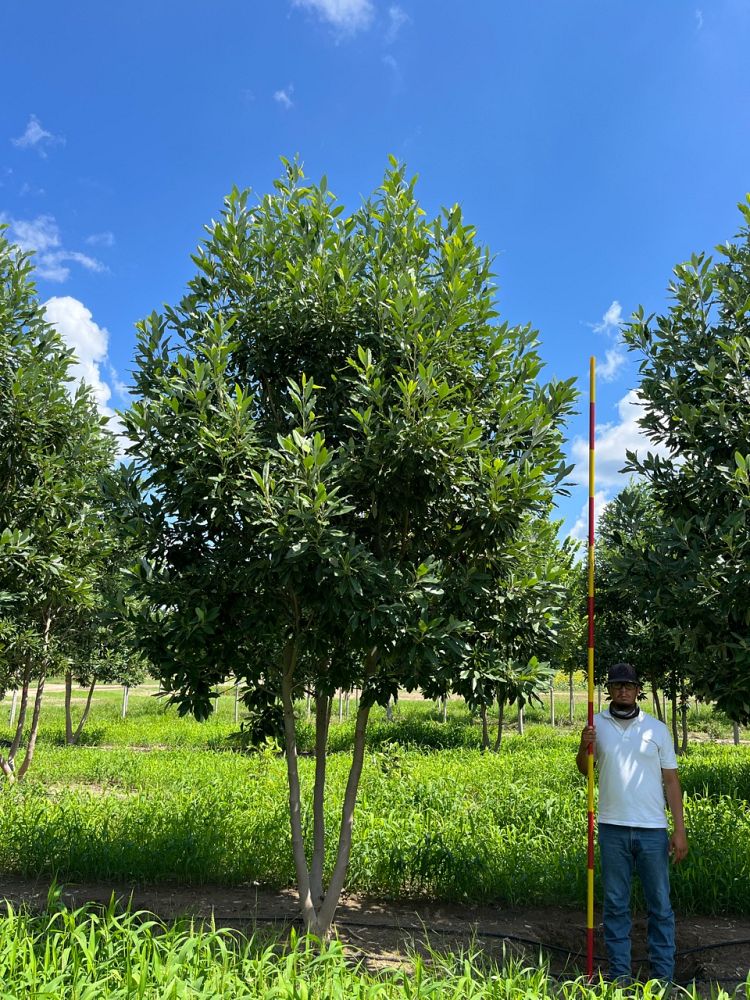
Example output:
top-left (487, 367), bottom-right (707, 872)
top-left (622, 197), bottom-right (750, 722)
top-left (0, 228), bottom-right (116, 777)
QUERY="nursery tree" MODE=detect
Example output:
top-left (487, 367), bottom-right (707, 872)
top-left (121, 159), bottom-right (576, 936)
top-left (0, 229), bottom-right (116, 779)
top-left (623, 196), bottom-right (750, 722)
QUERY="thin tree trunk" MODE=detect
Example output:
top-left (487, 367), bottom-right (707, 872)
top-left (680, 680), bottom-right (688, 755)
top-left (9, 689), bottom-right (18, 727)
top-left (64, 669), bottom-right (74, 745)
top-left (345, 691), bottom-right (350, 719)
top-left (518, 705), bottom-right (525, 736)
top-left (71, 678), bottom-right (97, 745)
top-left (442, 696), bottom-right (447, 723)
top-left (494, 698), bottom-right (505, 751)
top-left (550, 682), bottom-right (555, 727)
top-left (480, 704), bottom-right (489, 750)
top-left (569, 672), bottom-right (574, 723)
top-left (670, 683), bottom-right (679, 756)
top-left (733, 722), bottom-right (741, 746)
top-left (9, 664), bottom-right (31, 760)
top-left (652, 685), bottom-right (664, 723)
top-left (234, 680), bottom-right (240, 724)
top-left (315, 687), bottom-right (373, 937)
top-left (597, 685), bottom-right (602, 713)
top-left (385, 696), bottom-right (393, 722)
top-left (121, 685), bottom-right (129, 719)
top-left (279, 639), bottom-right (317, 933)
top-left (306, 691), bottom-right (311, 721)
top-left (310, 691), bottom-right (331, 907)
top-left (338, 690), bottom-right (343, 724)
top-left (17, 672), bottom-right (46, 780)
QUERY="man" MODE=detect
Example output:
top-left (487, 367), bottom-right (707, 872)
top-left (576, 662), bottom-right (688, 983)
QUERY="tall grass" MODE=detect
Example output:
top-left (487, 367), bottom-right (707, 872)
top-left (0, 899), bottom-right (743, 999)
top-left (1, 737), bottom-right (748, 915)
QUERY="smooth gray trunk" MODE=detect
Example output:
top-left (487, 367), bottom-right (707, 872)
top-left (733, 722), bottom-right (741, 746)
top-left (518, 705), bottom-right (524, 736)
top-left (480, 704), bottom-right (489, 750)
top-left (9, 689), bottom-right (18, 727)
top-left (70, 678), bottom-right (97, 746)
top-left (494, 698), bottom-right (505, 751)
top-left (121, 685), bottom-right (129, 719)
top-left (309, 692), bottom-right (331, 907)
top-left (234, 680), bottom-right (240, 724)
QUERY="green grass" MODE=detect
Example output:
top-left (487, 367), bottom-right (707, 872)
top-left (1, 735), bottom-right (749, 915)
top-left (0, 898), bottom-right (744, 999)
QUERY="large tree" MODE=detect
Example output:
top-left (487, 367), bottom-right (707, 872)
top-left (120, 159), bottom-right (576, 936)
top-left (0, 229), bottom-right (116, 779)
top-left (622, 196), bottom-right (750, 723)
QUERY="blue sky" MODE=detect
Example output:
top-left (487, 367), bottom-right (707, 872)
top-left (2, 0), bottom-right (749, 537)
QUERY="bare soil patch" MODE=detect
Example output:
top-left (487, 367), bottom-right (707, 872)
top-left (0, 874), bottom-right (747, 987)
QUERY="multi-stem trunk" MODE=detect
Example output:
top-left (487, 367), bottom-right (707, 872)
top-left (651, 683), bottom-right (664, 723)
top-left (17, 611), bottom-right (53, 780)
top-left (280, 641), bottom-right (376, 941)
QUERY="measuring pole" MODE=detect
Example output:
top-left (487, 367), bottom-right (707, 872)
top-left (586, 356), bottom-right (596, 978)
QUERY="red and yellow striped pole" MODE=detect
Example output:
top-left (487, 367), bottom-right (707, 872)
top-left (586, 355), bottom-right (596, 978)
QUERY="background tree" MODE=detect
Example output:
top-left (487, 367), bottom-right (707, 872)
top-left (0, 229), bottom-right (116, 780)
top-left (622, 196), bottom-right (750, 723)
top-left (120, 160), bottom-right (576, 937)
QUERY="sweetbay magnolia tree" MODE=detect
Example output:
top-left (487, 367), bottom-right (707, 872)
top-left (120, 159), bottom-right (576, 937)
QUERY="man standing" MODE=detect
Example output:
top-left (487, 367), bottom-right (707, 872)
top-left (576, 662), bottom-right (688, 983)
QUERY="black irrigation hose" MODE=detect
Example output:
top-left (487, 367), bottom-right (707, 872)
top-left (208, 913), bottom-right (750, 964)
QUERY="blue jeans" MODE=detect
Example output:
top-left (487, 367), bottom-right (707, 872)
top-left (598, 824), bottom-right (675, 981)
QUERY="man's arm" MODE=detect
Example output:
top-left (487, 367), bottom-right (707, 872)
top-left (576, 724), bottom-right (596, 775)
top-left (662, 768), bottom-right (688, 862)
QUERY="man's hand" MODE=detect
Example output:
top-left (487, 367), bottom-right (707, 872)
top-left (669, 830), bottom-right (688, 863)
top-left (576, 724), bottom-right (596, 775)
top-left (579, 725), bottom-right (596, 750)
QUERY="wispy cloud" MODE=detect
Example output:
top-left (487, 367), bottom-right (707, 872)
top-left (11, 115), bottom-right (65, 157)
top-left (590, 299), bottom-right (627, 382)
top-left (273, 84), bottom-right (295, 110)
top-left (292, 0), bottom-right (374, 35)
top-left (0, 213), bottom-right (106, 283)
top-left (385, 4), bottom-right (409, 42)
top-left (695, 8), bottom-right (704, 30)
top-left (382, 54), bottom-right (403, 94)
top-left (85, 231), bottom-right (115, 247)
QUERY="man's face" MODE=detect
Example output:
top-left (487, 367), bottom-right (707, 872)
top-left (607, 681), bottom-right (640, 707)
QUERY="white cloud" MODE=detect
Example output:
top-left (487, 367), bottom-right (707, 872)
top-left (11, 115), bottom-right (64, 156)
top-left (292, 0), bottom-right (374, 34)
top-left (273, 84), bottom-right (295, 110)
top-left (592, 300), bottom-right (623, 334)
top-left (4, 213), bottom-right (61, 252)
top-left (0, 213), bottom-right (105, 283)
top-left (598, 345), bottom-right (627, 382)
top-left (85, 231), bottom-right (115, 247)
top-left (570, 389), bottom-right (670, 489)
top-left (385, 4), bottom-right (409, 42)
top-left (569, 489), bottom-right (611, 542)
top-left (695, 8), bottom-right (704, 30)
top-left (43, 296), bottom-right (114, 416)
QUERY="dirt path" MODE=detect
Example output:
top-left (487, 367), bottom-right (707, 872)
top-left (0, 874), bottom-right (747, 986)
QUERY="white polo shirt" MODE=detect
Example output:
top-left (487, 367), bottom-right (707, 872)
top-left (594, 709), bottom-right (678, 828)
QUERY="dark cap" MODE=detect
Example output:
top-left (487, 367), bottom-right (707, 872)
top-left (606, 662), bottom-right (640, 685)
